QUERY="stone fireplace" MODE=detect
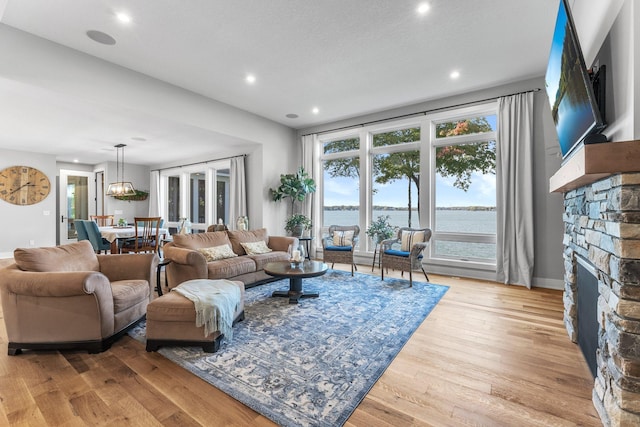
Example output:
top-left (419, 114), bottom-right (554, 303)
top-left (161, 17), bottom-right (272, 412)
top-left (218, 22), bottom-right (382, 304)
top-left (561, 172), bottom-right (640, 426)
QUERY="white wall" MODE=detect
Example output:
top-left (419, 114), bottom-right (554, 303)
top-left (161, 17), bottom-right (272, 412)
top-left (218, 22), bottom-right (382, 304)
top-left (0, 149), bottom-right (57, 257)
top-left (571, 0), bottom-right (625, 68)
top-left (0, 24), bottom-right (299, 252)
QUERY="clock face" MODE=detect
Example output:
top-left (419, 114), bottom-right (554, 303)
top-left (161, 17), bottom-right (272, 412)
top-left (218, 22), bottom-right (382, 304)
top-left (0, 166), bottom-right (51, 205)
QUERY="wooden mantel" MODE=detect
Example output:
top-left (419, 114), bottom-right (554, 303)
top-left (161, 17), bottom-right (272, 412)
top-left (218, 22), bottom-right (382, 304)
top-left (549, 139), bottom-right (640, 193)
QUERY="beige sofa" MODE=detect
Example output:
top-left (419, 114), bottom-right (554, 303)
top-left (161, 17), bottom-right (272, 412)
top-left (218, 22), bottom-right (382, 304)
top-left (0, 240), bottom-right (158, 355)
top-left (164, 228), bottom-right (297, 288)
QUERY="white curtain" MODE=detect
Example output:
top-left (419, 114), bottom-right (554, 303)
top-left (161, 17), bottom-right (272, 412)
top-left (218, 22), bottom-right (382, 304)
top-left (148, 170), bottom-right (161, 217)
top-left (301, 134), bottom-right (317, 257)
top-left (496, 92), bottom-right (534, 288)
top-left (229, 156), bottom-right (247, 230)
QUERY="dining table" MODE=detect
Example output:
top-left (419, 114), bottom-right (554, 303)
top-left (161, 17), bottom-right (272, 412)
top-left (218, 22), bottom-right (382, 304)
top-left (99, 226), bottom-right (168, 254)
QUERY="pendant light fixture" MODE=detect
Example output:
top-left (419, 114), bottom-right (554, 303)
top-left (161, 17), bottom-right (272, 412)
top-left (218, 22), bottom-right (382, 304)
top-left (106, 143), bottom-right (136, 196)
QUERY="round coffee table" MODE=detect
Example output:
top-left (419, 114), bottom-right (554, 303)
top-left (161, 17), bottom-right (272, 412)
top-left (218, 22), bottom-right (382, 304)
top-left (264, 260), bottom-right (328, 304)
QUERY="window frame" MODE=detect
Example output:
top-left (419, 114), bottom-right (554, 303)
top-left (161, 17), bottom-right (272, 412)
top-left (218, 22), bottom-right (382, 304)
top-left (426, 103), bottom-right (498, 268)
top-left (315, 103), bottom-right (498, 271)
top-left (159, 159), bottom-right (230, 233)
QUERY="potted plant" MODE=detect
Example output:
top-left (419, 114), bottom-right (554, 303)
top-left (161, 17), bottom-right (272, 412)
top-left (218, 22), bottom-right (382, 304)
top-left (285, 214), bottom-right (312, 237)
top-left (270, 167), bottom-right (316, 215)
top-left (366, 215), bottom-right (396, 244)
top-left (270, 166), bottom-right (316, 235)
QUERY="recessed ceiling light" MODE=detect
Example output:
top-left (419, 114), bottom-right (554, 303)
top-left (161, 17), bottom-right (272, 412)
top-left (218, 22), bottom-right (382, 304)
top-left (246, 74), bottom-right (256, 84)
top-left (312, 107), bottom-right (320, 114)
top-left (73, 159), bottom-right (79, 163)
top-left (450, 70), bottom-right (460, 79)
top-left (417, 3), bottom-right (430, 14)
top-left (116, 12), bottom-right (131, 24)
top-left (286, 113), bottom-right (299, 119)
top-left (86, 30), bottom-right (116, 45)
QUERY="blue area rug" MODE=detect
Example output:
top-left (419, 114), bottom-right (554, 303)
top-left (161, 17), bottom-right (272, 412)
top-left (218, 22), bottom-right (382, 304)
top-left (129, 270), bottom-right (448, 427)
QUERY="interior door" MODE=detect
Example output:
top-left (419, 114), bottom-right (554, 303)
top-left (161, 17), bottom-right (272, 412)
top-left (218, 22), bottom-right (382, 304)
top-left (59, 170), bottom-right (96, 244)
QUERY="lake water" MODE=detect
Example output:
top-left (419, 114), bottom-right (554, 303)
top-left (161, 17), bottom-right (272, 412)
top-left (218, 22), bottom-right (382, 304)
top-left (323, 208), bottom-right (496, 260)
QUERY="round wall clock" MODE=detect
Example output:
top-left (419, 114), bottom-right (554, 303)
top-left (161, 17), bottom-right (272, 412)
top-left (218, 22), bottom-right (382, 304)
top-left (0, 165), bottom-right (51, 205)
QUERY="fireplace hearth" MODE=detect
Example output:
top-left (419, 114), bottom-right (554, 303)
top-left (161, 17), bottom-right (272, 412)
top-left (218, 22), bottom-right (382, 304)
top-left (561, 173), bottom-right (640, 426)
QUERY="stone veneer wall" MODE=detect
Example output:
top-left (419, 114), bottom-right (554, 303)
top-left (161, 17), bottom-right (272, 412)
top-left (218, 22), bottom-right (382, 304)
top-left (562, 173), bottom-right (640, 426)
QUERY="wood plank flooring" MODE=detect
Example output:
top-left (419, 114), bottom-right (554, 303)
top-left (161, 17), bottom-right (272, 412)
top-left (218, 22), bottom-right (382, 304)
top-left (0, 262), bottom-right (601, 426)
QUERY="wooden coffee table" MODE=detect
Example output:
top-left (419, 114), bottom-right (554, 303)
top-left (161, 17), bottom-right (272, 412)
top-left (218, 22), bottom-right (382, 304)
top-left (264, 260), bottom-right (328, 304)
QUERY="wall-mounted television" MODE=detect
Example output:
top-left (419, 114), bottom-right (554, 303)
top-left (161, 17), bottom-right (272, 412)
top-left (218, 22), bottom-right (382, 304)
top-left (545, 0), bottom-right (607, 161)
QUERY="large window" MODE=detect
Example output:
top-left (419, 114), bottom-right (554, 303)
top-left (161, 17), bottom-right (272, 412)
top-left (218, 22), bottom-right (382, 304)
top-left (432, 112), bottom-right (497, 262)
top-left (160, 160), bottom-right (230, 233)
top-left (321, 136), bottom-right (360, 233)
top-left (371, 127), bottom-right (421, 233)
top-left (317, 103), bottom-right (497, 268)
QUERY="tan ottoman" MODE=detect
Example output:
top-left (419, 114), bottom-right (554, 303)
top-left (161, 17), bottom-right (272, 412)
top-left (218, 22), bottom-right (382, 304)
top-left (146, 280), bottom-right (245, 353)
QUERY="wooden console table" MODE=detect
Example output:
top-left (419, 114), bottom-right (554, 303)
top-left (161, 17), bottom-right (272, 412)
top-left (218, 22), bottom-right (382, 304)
top-left (549, 140), bottom-right (640, 193)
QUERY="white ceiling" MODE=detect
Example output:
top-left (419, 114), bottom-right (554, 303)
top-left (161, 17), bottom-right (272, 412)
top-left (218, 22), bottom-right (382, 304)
top-left (0, 0), bottom-right (558, 165)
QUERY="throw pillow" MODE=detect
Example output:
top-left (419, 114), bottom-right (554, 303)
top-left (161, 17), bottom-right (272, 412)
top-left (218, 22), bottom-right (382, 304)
top-left (240, 240), bottom-right (272, 255)
top-left (332, 230), bottom-right (354, 247)
top-left (197, 244), bottom-right (238, 261)
top-left (401, 230), bottom-right (425, 252)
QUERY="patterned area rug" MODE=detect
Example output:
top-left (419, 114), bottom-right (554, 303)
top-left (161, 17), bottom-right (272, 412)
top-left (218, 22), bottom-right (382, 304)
top-left (129, 270), bottom-right (448, 427)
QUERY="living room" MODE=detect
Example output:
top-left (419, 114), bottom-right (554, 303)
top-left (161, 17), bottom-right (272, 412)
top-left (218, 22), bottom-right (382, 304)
top-left (0, 0), bottom-right (638, 425)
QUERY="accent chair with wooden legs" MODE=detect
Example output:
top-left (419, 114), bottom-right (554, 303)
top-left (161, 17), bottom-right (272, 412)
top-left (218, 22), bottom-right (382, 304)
top-left (380, 227), bottom-right (431, 287)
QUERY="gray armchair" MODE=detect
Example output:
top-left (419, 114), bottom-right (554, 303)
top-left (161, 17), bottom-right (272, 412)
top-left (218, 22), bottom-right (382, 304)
top-left (380, 227), bottom-right (431, 286)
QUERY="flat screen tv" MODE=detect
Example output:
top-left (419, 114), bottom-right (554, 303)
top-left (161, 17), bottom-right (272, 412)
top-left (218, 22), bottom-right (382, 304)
top-left (545, 0), bottom-right (606, 161)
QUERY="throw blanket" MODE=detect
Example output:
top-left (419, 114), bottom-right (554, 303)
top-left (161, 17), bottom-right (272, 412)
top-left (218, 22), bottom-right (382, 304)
top-left (172, 279), bottom-right (241, 340)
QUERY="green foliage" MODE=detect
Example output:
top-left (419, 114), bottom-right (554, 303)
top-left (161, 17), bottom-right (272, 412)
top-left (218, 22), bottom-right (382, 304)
top-left (270, 167), bottom-right (316, 213)
top-left (365, 215), bottom-right (397, 243)
top-left (113, 189), bottom-right (149, 202)
top-left (285, 214), bottom-right (312, 234)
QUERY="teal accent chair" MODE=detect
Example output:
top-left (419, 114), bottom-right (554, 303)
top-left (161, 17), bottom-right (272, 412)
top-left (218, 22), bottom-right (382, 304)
top-left (83, 220), bottom-right (112, 254)
top-left (74, 219), bottom-right (89, 242)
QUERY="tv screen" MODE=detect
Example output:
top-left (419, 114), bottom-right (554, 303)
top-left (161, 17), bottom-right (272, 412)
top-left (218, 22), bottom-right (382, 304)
top-left (545, 0), bottom-right (605, 159)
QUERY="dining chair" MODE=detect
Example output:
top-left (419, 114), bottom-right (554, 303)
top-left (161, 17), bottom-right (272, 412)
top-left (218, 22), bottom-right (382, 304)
top-left (380, 227), bottom-right (431, 287)
top-left (121, 217), bottom-right (162, 254)
top-left (82, 220), bottom-right (112, 254)
top-left (90, 215), bottom-right (115, 226)
top-left (74, 219), bottom-right (89, 242)
top-left (322, 225), bottom-right (360, 276)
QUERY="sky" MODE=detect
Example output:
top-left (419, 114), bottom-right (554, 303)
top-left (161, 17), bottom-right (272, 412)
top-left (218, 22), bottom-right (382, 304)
top-left (323, 115), bottom-right (498, 209)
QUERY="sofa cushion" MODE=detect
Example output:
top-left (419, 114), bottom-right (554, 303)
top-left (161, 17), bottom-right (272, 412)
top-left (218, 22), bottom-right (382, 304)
top-left (247, 251), bottom-right (290, 271)
top-left (13, 240), bottom-right (100, 272)
top-left (206, 256), bottom-right (257, 280)
top-left (172, 231), bottom-right (232, 250)
top-left (240, 240), bottom-right (272, 255)
top-left (227, 228), bottom-right (268, 255)
top-left (110, 279), bottom-right (150, 313)
top-left (198, 244), bottom-right (238, 261)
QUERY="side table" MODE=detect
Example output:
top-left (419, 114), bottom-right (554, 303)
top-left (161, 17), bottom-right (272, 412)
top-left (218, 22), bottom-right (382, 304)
top-left (156, 258), bottom-right (172, 296)
top-left (298, 236), bottom-right (314, 260)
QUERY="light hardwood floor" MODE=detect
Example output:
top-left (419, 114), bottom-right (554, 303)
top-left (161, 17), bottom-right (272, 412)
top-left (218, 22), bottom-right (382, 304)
top-left (0, 262), bottom-right (601, 426)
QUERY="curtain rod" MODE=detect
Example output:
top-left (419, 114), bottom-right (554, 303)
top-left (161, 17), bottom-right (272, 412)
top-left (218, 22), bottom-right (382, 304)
top-left (151, 154), bottom-right (246, 173)
top-left (302, 88), bottom-right (541, 137)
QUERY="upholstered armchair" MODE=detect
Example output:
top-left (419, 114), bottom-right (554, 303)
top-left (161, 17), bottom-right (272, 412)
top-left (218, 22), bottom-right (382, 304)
top-left (0, 240), bottom-right (158, 355)
top-left (322, 225), bottom-right (360, 276)
top-left (380, 227), bottom-right (431, 286)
